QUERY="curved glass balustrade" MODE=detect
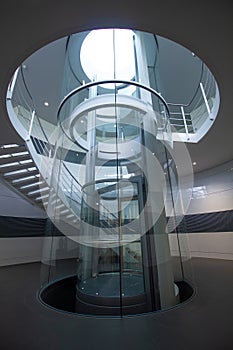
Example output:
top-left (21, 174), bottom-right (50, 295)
top-left (58, 80), bottom-right (171, 151)
top-left (64, 29), bottom-right (219, 142)
top-left (7, 30), bottom-right (219, 148)
top-left (168, 62), bottom-right (220, 141)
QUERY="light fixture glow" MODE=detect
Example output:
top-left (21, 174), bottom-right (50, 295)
top-left (80, 29), bottom-right (135, 84)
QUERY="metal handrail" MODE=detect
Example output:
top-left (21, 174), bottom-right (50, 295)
top-left (165, 62), bottom-right (218, 137)
top-left (62, 162), bottom-right (82, 189)
top-left (12, 66), bottom-right (53, 153)
top-left (58, 79), bottom-right (170, 117)
top-left (167, 62), bottom-right (204, 108)
top-left (167, 62), bottom-right (215, 110)
top-left (62, 163), bottom-right (119, 225)
top-left (57, 79), bottom-right (171, 146)
top-left (20, 66), bottom-right (35, 108)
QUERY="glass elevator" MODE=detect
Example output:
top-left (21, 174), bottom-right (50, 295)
top-left (40, 29), bottom-right (193, 316)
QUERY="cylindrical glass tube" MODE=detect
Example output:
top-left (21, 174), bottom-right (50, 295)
top-left (40, 29), bottom-right (193, 316)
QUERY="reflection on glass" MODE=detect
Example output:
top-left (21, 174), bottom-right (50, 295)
top-left (40, 29), bottom-right (193, 317)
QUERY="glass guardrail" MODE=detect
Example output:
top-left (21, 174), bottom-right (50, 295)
top-left (167, 63), bottom-right (219, 140)
top-left (57, 79), bottom-right (172, 150)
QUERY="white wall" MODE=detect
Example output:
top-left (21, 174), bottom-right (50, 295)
top-left (169, 232), bottom-right (233, 261)
top-left (187, 159), bottom-right (233, 215)
top-left (0, 237), bottom-right (43, 266)
top-left (0, 176), bottom-right (46, 266)
top-left (0, 236), bottom-right (79, 266)
top-left (0, 161), bottom-right (232, 266)
top-left (169, 160), bottom-right (233, 260)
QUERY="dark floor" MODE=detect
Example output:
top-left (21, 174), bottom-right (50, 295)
top-left (0, 258), bottom-right (232, 350)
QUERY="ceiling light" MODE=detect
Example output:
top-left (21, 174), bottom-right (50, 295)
top-left (193, 161), bottom-right (197, 165)
top-left (44, 101), bottom-right (49, 107)
top-left (80, 29), bottom-right (135, 87)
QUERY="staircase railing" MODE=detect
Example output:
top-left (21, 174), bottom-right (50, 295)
top-left (8, 66), bottom-right (54, 156)
top-left (167, 62), bottom-right (220, 141)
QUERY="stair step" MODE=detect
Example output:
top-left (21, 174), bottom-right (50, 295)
top-left (13, 178), bottom-right (41, 188)
top-left (0, 153), bottom-right (31, 165)
top-left (35, 193), bottom-right (50, 201)
top-left (66, 213), bottom-right (75, 219)
top-left (51, 198), bottom-right (62, 205)
top-left (18, 180), bottom-right (46, 190)
top-left (0, 145), bottom-right (27, 156)
top-left (0, 161), bottom-right (34, 173)
top-left (27, 186), bottom-right (50, 197)
top-left (6, 169), bottom-right (39, 180)
top-left (55, 203), bottom-right (66, 210)
top-left (0, 144), bottom-right (80, 222)
top-left (59, 209), bottom-right (70, 215)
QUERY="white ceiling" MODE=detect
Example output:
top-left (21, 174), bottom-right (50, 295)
top-left (0, 0), bottom-right (232, 173)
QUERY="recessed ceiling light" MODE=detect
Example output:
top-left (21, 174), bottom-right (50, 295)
top-left (44, 101), bottom-right (49, 107)
top-left (193, 161), bottom-right (197, 165)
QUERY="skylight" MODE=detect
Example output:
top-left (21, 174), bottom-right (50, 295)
top-left (80, 29), bottom-right (135, 85)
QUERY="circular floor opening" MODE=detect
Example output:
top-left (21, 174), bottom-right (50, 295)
top-left (39, 273), bottom-right (194, 317)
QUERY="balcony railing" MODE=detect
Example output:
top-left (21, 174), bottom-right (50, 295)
top-left (167, 62), bottom-right (220, 142)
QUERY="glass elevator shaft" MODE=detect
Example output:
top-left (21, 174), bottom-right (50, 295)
top-left (41, 29), bottom-right (193, 316)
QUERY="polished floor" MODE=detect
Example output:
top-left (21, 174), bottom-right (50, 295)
top-left (0, 258), bottom-right (232, 350)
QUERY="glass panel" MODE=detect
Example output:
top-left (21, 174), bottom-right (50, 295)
top-left (39, 29), bottom-right (194, 317)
